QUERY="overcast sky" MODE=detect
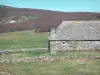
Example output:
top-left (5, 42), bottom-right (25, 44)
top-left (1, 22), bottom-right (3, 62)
top-left (0, 0), bottom-right (100, 12)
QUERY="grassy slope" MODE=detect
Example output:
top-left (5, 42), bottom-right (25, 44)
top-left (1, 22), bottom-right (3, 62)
top-left (0, 59), bottom-right (100, 75)
top-left (0, 30), bottom-right (49, 49)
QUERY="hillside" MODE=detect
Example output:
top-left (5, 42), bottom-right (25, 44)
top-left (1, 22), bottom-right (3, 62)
top-left (0, 5), bottom-right (100, 33)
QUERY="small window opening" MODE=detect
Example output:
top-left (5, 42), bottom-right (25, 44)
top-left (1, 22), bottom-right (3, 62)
top-left (63, 41), bottom-right (65, 44)
top-left (62, 41), bottom-right (67, 45)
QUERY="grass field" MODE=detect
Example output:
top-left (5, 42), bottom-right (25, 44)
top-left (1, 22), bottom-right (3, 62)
top-left (13, 50), bottom-right (100, 58)
top-left (0, 59), bottom-right (100, 75)
top-left (0, 50), bottom-right (100, 61)
top-left (0, 50), bottom-right (100, 75)
top-left (0, 30), bottom-right (100, 75)
top-left (0, 30), bottom-right (49, 49)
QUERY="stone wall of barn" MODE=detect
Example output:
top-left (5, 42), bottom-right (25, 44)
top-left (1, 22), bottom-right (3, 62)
top-left (50, 41), bottom-right (100, 53)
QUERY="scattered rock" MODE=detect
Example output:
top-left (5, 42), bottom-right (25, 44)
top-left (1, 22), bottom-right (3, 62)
top-left (80, 61), bottom-right (87, 65)
top-left (0, 72), bottom-right (10, 75)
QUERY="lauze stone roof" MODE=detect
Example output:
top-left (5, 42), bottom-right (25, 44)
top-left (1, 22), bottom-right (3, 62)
top-left (51, 21), bottom-right (100, 40)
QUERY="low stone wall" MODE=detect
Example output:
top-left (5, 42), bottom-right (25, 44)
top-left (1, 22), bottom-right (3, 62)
top-left (0, 55), bottom-right (100, 63)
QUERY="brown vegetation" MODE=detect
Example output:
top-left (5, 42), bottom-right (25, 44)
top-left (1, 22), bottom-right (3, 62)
top-left (0, 5), bottom-right (100, 32)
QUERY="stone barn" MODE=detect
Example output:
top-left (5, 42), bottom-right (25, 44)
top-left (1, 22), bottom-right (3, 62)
top-left (48, 21), bottom-right (100, 53)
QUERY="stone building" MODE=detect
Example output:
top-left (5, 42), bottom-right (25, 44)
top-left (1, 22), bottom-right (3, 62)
top-left (49, 21), bottom-right (100, 53)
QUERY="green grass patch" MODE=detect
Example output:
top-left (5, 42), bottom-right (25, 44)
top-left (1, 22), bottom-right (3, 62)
top-left (0, 30), bottom-right (49, 49)
top-left (0, 59), bottom-right (100, 75)
top-left (49, 51), bottom-right (100, 58)
top-left (0, 51), bottom-right (100, 75)
top-left (1, 51), bottom-right (100, 60)
top-left (16, 50), bottom-right (49, 58)
top-left (0, 50), bottom-right (48, 61)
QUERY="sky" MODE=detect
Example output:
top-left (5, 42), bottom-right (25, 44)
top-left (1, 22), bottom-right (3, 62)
top-left (0, 0), bottom-right (100, 12)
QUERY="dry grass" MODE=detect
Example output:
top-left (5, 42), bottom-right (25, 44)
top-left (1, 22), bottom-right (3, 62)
top-left (0, 59), bottom-right (100, 75)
